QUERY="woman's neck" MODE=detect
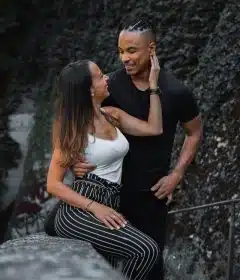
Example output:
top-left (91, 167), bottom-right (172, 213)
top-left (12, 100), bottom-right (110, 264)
top-left (93, 102), bottom-right (105, 122)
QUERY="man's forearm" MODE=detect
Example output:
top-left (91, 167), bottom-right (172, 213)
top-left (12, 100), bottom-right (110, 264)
top-left (172, 133), bottom-right (202, 178)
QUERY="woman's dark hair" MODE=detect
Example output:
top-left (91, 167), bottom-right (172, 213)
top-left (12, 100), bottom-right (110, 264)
top-left (53, 60), bottom-right (94, 167)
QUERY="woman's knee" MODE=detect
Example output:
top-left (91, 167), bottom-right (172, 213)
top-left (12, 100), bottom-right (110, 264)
top-left (146, 238), bottom-right (160, 260)
top-left (133, 238), bottom-right (160, 261)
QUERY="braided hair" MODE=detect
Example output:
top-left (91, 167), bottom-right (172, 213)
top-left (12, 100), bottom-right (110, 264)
top-left (121, 15), bottom-right (156, 41)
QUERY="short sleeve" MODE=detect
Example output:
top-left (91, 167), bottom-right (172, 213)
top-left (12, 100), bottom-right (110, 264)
top-left (174, 87), bottom-right (200, 123)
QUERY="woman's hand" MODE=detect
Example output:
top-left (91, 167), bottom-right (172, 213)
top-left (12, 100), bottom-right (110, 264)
top-left (149, 53), bottom-right (160, 90)
top-left (89, 202), bottom-right (127, 230)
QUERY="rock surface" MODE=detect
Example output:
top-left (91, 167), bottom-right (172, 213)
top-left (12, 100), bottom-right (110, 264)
top-left (0, 233), bottom-right (123, 280)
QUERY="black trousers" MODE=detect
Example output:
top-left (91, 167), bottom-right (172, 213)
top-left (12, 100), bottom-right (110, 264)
top-left (46, 173), bottom-right (160, 280)
top-left (120, 189), bottom-right (168, 280)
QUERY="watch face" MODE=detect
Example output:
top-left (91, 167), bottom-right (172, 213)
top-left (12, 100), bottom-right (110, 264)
top-left (146, 87), bottom-right (160, 95)
top-left (145, 88), bottom-right (151, 94)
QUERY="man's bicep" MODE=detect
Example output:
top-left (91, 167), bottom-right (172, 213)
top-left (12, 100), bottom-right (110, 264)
top-left (183, 114), bottom-right (202, 136)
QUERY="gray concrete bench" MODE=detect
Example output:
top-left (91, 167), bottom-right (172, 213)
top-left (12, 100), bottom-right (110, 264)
top-left (0, 233), bottom-right (123, 280)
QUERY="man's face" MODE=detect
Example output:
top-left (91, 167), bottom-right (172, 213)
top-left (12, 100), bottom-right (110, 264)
top-left (118, 31), bottom-right (153, 76)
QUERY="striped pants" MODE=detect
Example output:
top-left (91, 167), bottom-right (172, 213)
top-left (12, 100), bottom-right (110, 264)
top-left (54, 173), bottom-right (160, 280)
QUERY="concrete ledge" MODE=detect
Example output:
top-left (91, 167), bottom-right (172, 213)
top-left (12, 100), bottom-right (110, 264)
top-left (0, 233), bottom-right (123, 280)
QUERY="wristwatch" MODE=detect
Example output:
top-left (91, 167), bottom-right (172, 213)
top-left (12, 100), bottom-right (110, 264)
top-left (147, 87), bottom-right (161, 95)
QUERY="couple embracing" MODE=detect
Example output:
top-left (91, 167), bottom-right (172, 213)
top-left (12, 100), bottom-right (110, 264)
top-left (45, 17), bottom-right (202, 280)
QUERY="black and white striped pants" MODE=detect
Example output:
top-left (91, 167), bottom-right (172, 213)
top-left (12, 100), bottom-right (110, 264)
top-left (54, 173), bottom-right (160, 280)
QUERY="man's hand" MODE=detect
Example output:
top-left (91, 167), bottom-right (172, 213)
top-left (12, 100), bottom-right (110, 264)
top-left (150, 170), bottom-right (183, 201)
top-left (72, 158), bottom-right (96, 177)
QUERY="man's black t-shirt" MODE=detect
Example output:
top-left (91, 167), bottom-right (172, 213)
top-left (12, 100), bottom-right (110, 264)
top-left (103, 68), bottom-right (199, 191)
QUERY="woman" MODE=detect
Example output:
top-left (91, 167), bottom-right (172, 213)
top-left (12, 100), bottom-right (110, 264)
top-left (47, 56), bottom-right (162, 280)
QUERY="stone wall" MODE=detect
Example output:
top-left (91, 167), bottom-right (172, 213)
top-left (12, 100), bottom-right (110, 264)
top-left (0, 233), bottom-right (123, 280)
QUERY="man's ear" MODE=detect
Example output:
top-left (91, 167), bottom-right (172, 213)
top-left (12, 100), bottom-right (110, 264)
top-left (149, 41), bottom-right (156, 55)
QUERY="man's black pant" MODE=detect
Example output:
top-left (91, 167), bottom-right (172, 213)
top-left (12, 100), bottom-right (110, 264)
top-left (120, 189), bottom-right (168, 280)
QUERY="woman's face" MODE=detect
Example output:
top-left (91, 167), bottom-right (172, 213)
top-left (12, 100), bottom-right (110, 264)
top-left (89, 62), bottom-right (109, 103)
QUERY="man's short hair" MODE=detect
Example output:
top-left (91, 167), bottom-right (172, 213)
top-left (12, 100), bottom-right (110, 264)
top-left (121, 15), bottom-right (156, 42)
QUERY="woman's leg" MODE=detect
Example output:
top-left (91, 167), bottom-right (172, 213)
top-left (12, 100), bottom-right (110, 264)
top-left (95, 251), bottom-right (120, 270)
top-left (55, 203), bottom-right (160, 280)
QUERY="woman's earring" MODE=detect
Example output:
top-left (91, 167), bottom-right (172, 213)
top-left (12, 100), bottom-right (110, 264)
top-left (91, 93), bottom-right (94, 97)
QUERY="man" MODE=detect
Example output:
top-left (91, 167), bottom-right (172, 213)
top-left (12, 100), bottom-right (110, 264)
top-left (45, 17), bottom-right (202, 279)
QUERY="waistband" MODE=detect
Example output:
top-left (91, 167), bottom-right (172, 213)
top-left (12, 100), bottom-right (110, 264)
top-left (73, 173), bottom-right (121, 200)
top-left (75, 173), bottom-right (121, 189)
